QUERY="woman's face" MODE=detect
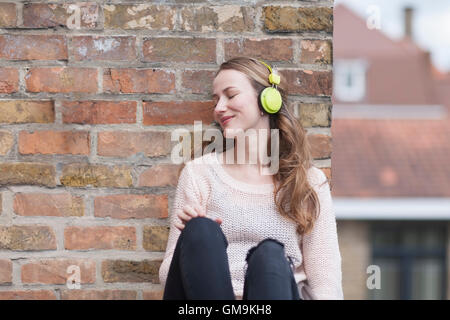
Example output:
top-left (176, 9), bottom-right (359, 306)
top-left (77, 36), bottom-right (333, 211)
top-left (212, 69), bottom-right (268, 138)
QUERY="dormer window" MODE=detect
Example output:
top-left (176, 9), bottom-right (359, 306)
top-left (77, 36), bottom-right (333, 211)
top-left (334, 59), bottom-right (368, 102)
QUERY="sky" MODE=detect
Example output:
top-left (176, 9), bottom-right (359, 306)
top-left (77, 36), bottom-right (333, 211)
top-left (335, 0), bottom-right (450, 73)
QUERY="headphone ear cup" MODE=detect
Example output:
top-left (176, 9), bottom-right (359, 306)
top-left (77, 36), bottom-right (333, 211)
top-left (260, 87), bottom-right (282, 114)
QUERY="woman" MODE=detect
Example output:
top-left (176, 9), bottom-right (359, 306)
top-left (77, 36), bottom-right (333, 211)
top-left (158, 57), bottom-right (343, 300)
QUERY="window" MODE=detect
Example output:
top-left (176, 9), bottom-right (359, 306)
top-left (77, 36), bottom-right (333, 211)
top-left (334, 59), bottom-right (368, 102)
top-left (369, 221), bottom-right (447, 300)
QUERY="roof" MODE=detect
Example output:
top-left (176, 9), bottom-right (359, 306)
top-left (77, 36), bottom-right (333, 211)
top-left (330, 118), bottom-right (450, 197)
top-left (333, 4), bottom-right (440, 105)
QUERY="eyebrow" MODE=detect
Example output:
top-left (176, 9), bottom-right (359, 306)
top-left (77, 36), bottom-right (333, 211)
top-left (212, 86), bottom-right (238, 98)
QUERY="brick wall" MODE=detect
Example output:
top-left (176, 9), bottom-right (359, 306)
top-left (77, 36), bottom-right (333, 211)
top-left (0, 1), bottom-right (334, 300)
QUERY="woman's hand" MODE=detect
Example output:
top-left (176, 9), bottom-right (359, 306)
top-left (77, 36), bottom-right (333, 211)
top-left (174, 204), bottom-right (223, 231)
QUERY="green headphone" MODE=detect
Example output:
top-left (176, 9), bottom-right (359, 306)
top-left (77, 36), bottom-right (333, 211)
top-left (257, 59), bottom-right (283, 114)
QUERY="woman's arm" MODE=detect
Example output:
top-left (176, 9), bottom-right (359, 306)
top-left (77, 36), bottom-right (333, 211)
top-left (301, 167), bottom-right (344, 300)
top-left (158, 162), bottom-right (202, 289)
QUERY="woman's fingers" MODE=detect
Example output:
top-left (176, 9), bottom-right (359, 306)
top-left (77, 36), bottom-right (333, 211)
top-left (177, 209), bottom-right (192, 223)
top-left (183, 205), bottom-right (198, 218)
top-left (193, 204), bottom-right (206, 217)
top-left (174, 221), bottom-right (185, 231)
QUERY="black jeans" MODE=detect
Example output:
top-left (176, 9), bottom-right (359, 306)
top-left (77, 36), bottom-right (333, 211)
top-left (163, 216), bottom-right (301, 300)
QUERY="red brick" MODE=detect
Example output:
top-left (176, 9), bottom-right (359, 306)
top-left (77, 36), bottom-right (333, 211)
top-left (64, 226), bottom-right (136, 250)
top-left (138, 163), bottom-right (182, 187)
top-left (0, 35), bottom-right (67, 60)
top-left (0, 163), bottom-right (56, 187)
top-left (0, 259), bottom-right (12, 284)
top-left (143, 101), bottom-right (215, 125)
top-left (21, 259), bottom-right (95, 284)
top-left (25, 67), bottom-right (98, 93)
top-left (61, 290), bottom-right (137, 300)
top-left (300, 39), bottom-right (332, 65)
top-left (94, 194), bottom-right (168, 219)
top-left (0, 290), bottom-right (56, 300)
top-left (224, 38), bottom-right (293, 62)
top-left (181, 70), bottom-right (215, 94)
top-left (0, 3), bottom-right (17, 27)
top-left (308, 133), bottom-right (332, 159)
top-left (142, 38), bottom-right (215, 63)
top-left (14, 193), bottom-right (84, 217)
top-left (19, 130), bottom-right (90, 155)
top-left (97, 131), bottom-right (172, 157)
top-left (281, 69), bottom-right (332, 96)
top-left (71, 36), bottom-right (136, 61)
top-left (23, 3), bottom-right (100, 29)
top-left (62, 100), bottom-right (136, 124)
top-left (143, 290), bottom-right (163, 300)
top-left (103, 68), bottom-right (175, 94)
top-left (0, 68), bottom-right (19, 93)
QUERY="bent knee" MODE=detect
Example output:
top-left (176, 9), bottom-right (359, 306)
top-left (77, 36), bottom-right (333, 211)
top-left (246, 238), bottom-right (285, 263)
top-left (182, 216), bottom-right (225, 242)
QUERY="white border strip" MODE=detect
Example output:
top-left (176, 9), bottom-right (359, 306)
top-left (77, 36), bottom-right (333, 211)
top-left (334, 197), bottom-right (450, 220)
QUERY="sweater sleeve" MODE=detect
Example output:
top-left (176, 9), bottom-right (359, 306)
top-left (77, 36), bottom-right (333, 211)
top-left (301, 168), bottom-right (344, 300)
top-left (158, 162), bottom-right (203, 289)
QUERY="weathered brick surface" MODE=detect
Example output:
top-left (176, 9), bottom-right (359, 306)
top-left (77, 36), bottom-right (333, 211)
top-left (143, 225), bottom-right (170, 252)
top-left (138, 163), bottom-right (182, 187)
top-left (101, 259), bottom-right (162, 283)
top-left (103, 68), bottom-right (175, 94)
top-left (0, 131), bottom-right (14, 155)
top-left (0, 260), bottom-right (12, 284)
top-left (60, 290), bottom-right (137, 300)
top-left (60, 164), bottom-right (132, 188)
top-left (62, 100), bottom-right (136, 124)
top-left (14, 193), bottom-right (84, 217)
top-left (64, 226), bottom-right (136, 250)
top-left (0, 35), bottom-right (67, 60)
top-left (0, 100), bottom-right (54, 123)
top-left (300, 40), bottom-right (332, 65)
top-left (264, 6), bottom-right (333, 32)
top-left (19, 131), bottom-right (90, 155)
top-left (308, 134), bottom-right (332, 159)
top-left (25, 68), bottom-right (98, 93)
top-left (224, 38), bottom-right (294, 62)
top-left (0, 3), bottom-right (16, 28)
top-left (0, 225), bottom-right (57, 250)
top-left (142, 38), bottom-right (216, 63)
top-left (0, 290), bottom-right (56, 300)
top-left (94, 194), bottom-right (168, 219)
top-left (97, 131), bottom-right (172, 157)
top-left (71, 36), bottom-right (136, 61)
top-left (0, 1), bottom-right (336, 300)
top-left (142, 101), bottom-right (215, 125)
top-left (180, 6), bottom-right (256, 32)
top-left (297, 103), bottom-right (332, 127)
top-left (103, 4), bottom-right (175, 30)
top-left (21, 259), bottom-right (96, 284)
top-left (0, 163), bottom-right (56, 187)
top-left (0, 68), bottom-right (19, 93)
top-left (23, 3), bottom-right (100, 29)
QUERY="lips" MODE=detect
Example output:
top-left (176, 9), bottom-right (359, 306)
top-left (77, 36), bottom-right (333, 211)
top-left (221, 116), bottom-right (234, 125)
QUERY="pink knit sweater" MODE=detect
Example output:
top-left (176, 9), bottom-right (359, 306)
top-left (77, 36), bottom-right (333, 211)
top-left (159, 151), bottom-right (344, 300)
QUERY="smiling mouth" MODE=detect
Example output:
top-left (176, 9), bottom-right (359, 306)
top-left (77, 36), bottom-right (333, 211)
top-left (221, 116), bottom-right (235, 125)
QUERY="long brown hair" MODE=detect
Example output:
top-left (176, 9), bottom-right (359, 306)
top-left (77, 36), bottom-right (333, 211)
top-left (197, 56), bottom-right (325, 236)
